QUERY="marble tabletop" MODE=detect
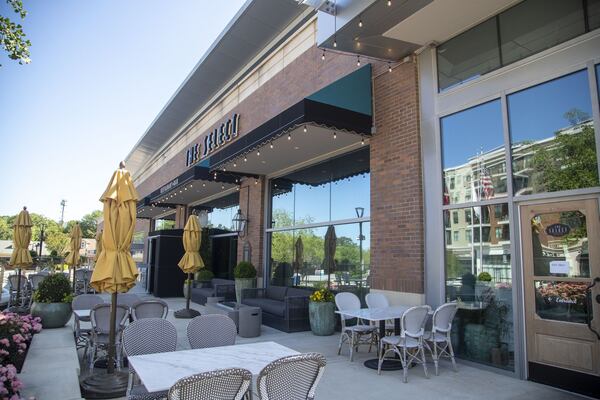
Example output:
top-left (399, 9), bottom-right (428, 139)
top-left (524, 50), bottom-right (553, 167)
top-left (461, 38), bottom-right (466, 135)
top-left (73, 309), bottom-right (90, 318)
top-left (335, 305), bottom-right (411, 321)
top-left (128, 341), bottom-right (299, 393)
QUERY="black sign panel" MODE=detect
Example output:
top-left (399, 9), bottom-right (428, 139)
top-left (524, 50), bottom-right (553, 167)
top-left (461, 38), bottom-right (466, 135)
top-left (545, 223), bottom-right (571, 237)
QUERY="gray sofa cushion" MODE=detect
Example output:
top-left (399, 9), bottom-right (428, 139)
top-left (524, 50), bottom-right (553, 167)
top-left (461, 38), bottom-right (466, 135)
top-left (212, 278), bottom-right (235, 286)
top-left (193, 287), bottom-right (214, 298)
top-left (286, 287), bottom-right (312, 298)
top-left (243, 298), bottom-right (285, 317)
top-left (266, 285), bottom-right (288, 301)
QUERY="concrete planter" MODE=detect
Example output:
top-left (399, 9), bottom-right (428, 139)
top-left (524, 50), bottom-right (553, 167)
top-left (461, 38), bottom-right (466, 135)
top-left (31, 302), bottom-right (72, 329)
top-left (309, 301), bottom-right (335, 336)
top-left (235, 278), bottom-right (255, 303)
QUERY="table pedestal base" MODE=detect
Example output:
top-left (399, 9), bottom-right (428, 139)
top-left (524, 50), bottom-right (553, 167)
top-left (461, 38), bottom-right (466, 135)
top-left (174, 308), bottom-right (201, 319)
top-left (363, 358), bottom-right (404, 371)
top-left (80, 371), bottom-right (128, 399)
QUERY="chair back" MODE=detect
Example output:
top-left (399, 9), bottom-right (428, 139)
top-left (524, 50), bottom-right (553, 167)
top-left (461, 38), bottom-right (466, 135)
top-left (132, 299), bottom-right (169, 320)
top-left (432, 302), bottom-right (458, 334)
top-left (116, 293), bottom-right (140, 308)
top-left (401, 305), bottom-right (431, 339)
top-left (123, 318), bottom-right (177, 357)
top-left (74, 269), bottom-right (86, 280)
top-left (28, 274), bottom-right (46, 291)
top-left (334, 292), bottom-right (361, 321)
top-left (168, 368), bottom-right (251, 400)
top-left (187, 314), bottom-right (236, 349)
top-left (7, 275), bottom-right (27, 291)
top-left (91, 303), bottom-right (129, 334)
top-left (365, 293), bottom-right (389, 309)
top-left (257, 353), bottom-right (326, 400)
top-left (72, 294), bottom-right (104, 310)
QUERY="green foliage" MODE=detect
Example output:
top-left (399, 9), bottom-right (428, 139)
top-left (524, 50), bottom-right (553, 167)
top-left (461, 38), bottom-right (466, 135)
top-left (79, 210), bottom-right (102, 238)
top-left (0, 217), bottom-right (10, 240)
top-left (29, 249), bottom-right (36, 258)
top-left (195, 268), bottom-right (214, 282)
top-left (0, 0), bottom-right (31, 67)
top-left (531, 124), bottom-right (599, 193)
top-left (32, 274), bottom-right (73, 303)
top-left (477, 272), bottom-right (492, 282)
top-left (234, 261), bottom-right (256, 279)
top-left (446, 250), bottom-right (465, 280)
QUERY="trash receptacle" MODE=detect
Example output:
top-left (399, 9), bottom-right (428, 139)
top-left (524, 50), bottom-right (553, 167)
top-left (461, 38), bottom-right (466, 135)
top-left (239, 306), bottom-right (261, 338)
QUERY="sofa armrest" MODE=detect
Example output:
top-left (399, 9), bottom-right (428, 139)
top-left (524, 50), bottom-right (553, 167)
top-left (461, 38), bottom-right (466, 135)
top-left (285, 295), bottom-right (310, 320)
top-left (241, 288), bottom-right (265, 302)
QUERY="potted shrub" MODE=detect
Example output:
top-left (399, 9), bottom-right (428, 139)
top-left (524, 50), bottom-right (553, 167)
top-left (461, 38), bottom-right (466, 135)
top-left (31, 274), bottom-right (73, 328)
top-left (233, 261), bottom-right (257, 303)
top-left (476, 271), bottom-right (493, 302)
top-left (195, 268), bottom-right (214, 288)
top-left (309, 288), bottom-right (335, 336)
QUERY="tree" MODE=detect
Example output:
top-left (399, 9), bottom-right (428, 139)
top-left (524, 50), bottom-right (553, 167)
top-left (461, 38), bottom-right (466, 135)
top-left (0, 217), bottom-right (11, 240)
top-left (0, 0), bottom-right (31, 67)
top-left (79, 210), bottom-right (102, 238)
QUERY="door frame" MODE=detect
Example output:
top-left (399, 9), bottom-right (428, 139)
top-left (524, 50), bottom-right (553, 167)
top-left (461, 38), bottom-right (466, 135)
top-left (516, 193), bottom-right (600, 382)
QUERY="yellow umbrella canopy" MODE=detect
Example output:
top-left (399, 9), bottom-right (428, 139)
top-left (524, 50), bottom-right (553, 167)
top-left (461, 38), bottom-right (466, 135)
top-left (9, 207), bottom-right (33, 268)
top-left (178, 215), bottom-right (204, 274)
top-left (95, 230), bottom-right (103, 262)
top-left (64, 222), bottom-right (82, 266)
top-left (90, 165), bottom-right (139, 293)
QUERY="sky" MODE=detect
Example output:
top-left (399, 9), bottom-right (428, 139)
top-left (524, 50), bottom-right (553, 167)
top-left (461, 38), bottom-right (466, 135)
top-left (0, 0), bottom-right (245, 222)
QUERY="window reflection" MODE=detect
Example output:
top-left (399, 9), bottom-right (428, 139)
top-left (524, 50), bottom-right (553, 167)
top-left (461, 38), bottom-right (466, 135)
top-left (441, 100), bottom-right (506, 205)
top-left (445, 203), bottom-right (513, 370)
top-left (591, 0), bottom-right (600, 30)
top-left (508, 70), bottom-right (599, 196)
top-left (534, 281), bottom-right (588, 324)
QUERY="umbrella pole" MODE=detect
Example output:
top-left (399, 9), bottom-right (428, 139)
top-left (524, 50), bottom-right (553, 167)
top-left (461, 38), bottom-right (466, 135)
top-left (107, 292), bottom-right (117, 374)
top-left (15, 268), bottom-right (22, 309)
top-left (72, 266), bottom-right (77, 294)
top-left (174, 272), bottom-right (200, 319)
top-left (186, 272), bottom-right (192, 311)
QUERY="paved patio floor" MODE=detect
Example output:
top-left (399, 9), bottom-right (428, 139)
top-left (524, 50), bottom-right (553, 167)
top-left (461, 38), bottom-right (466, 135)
top-left (25, 286), bottom-right (584, 399)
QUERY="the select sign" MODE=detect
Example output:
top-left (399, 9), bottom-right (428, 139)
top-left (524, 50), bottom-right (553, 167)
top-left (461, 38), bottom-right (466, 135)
top-left (545, 223), bottom-right (571, 237)
top-left (186, 113), bottom-right (240, 167)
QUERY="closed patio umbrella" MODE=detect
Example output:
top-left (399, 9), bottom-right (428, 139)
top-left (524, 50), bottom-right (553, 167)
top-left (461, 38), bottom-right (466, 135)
top-left (324, 225), bottom-right (337, 289)
top-left (95, 229), bottom-right (103, 263)
top-left (82, 162), bottom-right (138, 398)
top-left (174, 214), bottom-right (204, 318)
top-left (65, 222), bottom-right (82, 292)
top-left (294, 236), bottom-right (304, 285)
top-left (8, 207), bottom-right (33, 311)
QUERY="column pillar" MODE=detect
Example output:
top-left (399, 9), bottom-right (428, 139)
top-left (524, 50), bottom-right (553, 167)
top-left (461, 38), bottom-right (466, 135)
top-left (237, 177), bottom-right (265, 281)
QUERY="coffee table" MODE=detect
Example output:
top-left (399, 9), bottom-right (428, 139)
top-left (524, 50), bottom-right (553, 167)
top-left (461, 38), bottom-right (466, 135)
top-left (205, 301), bottom-right (262, 337)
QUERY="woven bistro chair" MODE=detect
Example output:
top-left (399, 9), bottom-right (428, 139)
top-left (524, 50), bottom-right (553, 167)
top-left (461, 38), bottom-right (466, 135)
top-left (168, 368), bottom-right (252, 400)
top-left (28, 273), bottom-right (46, 291)
top-left (365, 293), bottom-right (395, 336)
top-left (335, 292), bottom-right (377, 361)
top-left (74, 269), bottom-right (87, 294)
top-left (123, 318), bottom-right (178, 400)
top-left (7, 274), bottom-right (29, 308)
top-left (187, 314), bottom-right (237, 349)
top-left (117, 293), bottom-right (142, 309)
top-left (131, 299), bottom-right (169, 320)
top-left (257, 353), bottom-right (326, 400)
top-left (87, 303), bottom-right (130, 371)
top-left (378, 305), bottom-right (431, 383)
top-left (424, 302), bottom-right (458, 375)
top-left (72, 294), bottom-right (104, 349)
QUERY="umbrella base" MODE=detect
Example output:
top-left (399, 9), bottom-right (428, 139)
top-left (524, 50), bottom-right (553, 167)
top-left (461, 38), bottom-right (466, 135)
top-left (174, 308), bottom-right (201, 319)
top-left (80, 370), bottom-right (128, 399)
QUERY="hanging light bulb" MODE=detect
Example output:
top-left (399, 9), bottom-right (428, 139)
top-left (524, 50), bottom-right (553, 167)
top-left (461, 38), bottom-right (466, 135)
top-left (303, 125), bottom-right (307, 133)
top-left (333, 131), bottom-right (337, 139)
top-left (361, 137), bottom-right (365, 145)
top-left (221, 184), bottom-right (225, 190)
top-left (287, 133), bottom-right (291, 140)
top-left (321, 50), bottom-right (325, 61)
top-left (333, 36), bottom-right (337, 48)
top-left (388, 62), bottom-right (392, 73)
top-left (236, 186), bottom-right (240, 191)
top-left (244, 156), bottom-right (247, 162)
top-left (254, 179), bottom-right (258, 185)
top-left (202, 182), bottom-right (206, 187)
top-left (270, 142), bottom-right (274, 149)
top-left (257, 150), bottom-right (260, 156)
top-left (387, 0), bottom-right (391, 6)
top-left (358, 18), bottom-right (363, 28)
top-left (357, 56), bottom-right (361, 66)
top-left (233, 162), bottom-right (237, 167)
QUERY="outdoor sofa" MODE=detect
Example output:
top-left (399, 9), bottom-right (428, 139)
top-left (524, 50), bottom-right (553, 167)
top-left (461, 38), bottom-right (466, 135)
top-left (190, 278), bottom-right (236, 305)
top-left (241, 285), bottom-right (313, 333)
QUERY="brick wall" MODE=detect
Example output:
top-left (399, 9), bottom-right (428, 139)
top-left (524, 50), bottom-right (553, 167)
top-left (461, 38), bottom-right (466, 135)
top-left (370, 59), bottom-right (424, 294)
top-left (236, 176), bottom-right (266, 277)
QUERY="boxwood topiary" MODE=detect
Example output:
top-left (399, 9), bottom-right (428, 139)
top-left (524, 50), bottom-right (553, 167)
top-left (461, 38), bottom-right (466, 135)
top-left (477, 271), bottom-right (492, 282)
top-left (195, 268), bottom-right (214, 282)
top-left (233, 261), bottom-right (256, 279)
top-left (33, 274), bottom-right (73, 303)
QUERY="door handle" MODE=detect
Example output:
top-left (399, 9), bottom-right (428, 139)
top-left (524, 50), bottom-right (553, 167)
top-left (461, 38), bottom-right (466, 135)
top-left (586, 277), bottom-right (600, 340)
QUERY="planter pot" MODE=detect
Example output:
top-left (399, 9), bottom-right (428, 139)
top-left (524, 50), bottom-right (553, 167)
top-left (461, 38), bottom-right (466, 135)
top-left (309, 301), bottom-right (335, 336)
top-left (235, 278), bottom-right (256, 303)
top-left (31, 302), bottom-right (72, 329)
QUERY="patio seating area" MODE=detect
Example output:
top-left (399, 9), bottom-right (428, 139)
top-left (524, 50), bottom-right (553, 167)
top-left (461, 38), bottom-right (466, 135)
top-left (18, 288), bottom-right (581, 399)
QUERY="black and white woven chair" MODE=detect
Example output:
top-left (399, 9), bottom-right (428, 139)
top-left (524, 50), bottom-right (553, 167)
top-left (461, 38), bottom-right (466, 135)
top-left (335, 292), bottom-right (376, 361)
top-left (123, 318), bottom-right (178, 400)
top-left (378, 305), bottom-right (431, 383)
top-left (87, 303), bottom-right (129, 371)
top-left (187, 315), bottom-right (236, 349)
top-left (424, 302), bottom-right (458, 375)
top-left (72, 294), bottom-right (104, 349)
top-left (131, 299), bottom-right (169, 320)
top-left (257, 353), bottom-right (326, 400)
top-left (168, 368), bottom-right (252, 400)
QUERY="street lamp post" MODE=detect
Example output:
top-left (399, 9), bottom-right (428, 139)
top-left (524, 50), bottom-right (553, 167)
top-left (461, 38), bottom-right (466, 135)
top-left (355, 207), bottom-right (365, 283)
top-left (38, 223), bottom-right (46, 262)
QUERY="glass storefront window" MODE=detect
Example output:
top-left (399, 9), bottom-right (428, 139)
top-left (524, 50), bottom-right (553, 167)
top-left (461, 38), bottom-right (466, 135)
top-left (207, 205), bottom-right (237, 231)
top-left (499, 0), bottom-right (585, 65)
top-left (534, 281), bottom-right (588, 324)
top-left (437, 17), bottom-right (500, 91)
top-left (444, 203), bottom-right (513, 370)
top-left (508, 70), bottom-right (599, 196)
top-left (441, 100), bottom-right (506, 205)
top-left (155, 218), bottom-right (175, 230)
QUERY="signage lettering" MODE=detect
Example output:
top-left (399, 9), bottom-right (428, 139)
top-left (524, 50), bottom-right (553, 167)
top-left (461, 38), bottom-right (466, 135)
top-left (160, 178), bottom-right (179, 194)
top-left (545, 223), bottom-right (570, 237)
top-left (185, 113), bottom-right (240, 167)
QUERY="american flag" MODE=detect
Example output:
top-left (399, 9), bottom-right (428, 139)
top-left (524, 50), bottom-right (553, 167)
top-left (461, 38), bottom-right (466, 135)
top-left (480, 166), bottom-right (494, 200)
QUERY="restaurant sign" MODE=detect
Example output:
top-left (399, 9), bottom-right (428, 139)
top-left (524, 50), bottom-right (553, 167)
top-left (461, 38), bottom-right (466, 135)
top-left (160, 178), bottom-right (179, 194)
top-left (545, 223), bottom-right (571, 237)
top-left (185, 113), bottom-right (240, 167)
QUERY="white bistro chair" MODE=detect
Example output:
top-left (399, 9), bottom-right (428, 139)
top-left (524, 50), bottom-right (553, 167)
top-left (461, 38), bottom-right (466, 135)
top-left (378, 305), bottom-right (431, 383)
top-left (424, 302), bottom-right (458, 375)
top-left (335, 292), bottom-right (376, 362)
top-left (365, 293), bottom-right (395, 335)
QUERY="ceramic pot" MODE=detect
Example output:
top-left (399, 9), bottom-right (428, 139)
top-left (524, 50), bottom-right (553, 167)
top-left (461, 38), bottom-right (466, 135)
top-left (309, 301), bottom-right (335, 336)
top-left (235, 278), bottom-right (256, 303)
top-left (31, 302), bottom-right (72, 329)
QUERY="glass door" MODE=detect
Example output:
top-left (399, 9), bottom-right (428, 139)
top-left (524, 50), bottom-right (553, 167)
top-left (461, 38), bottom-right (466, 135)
top-left (521, 198), bottom-right (600, 396)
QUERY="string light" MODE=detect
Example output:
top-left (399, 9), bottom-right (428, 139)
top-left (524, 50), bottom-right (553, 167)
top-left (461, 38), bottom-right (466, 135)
top-left (233, 162), bottom-right (237, 167)
top-left (202, 183), bottom-right (206, 187)
top-left (257, 150), bottom-right (260, 156)
top-left (221, 184), bottom-right (225, 190)
top-left (254, 179), bottom-right (258, 185)
top-left (388, 62), bottom-right (392, 73)
top-left (357, 56), bottom-right (361, 66)
top-left (387, 0), bottom-right (391, 6)
top-left (358, 18), bottom-right (363, 28)
top-left (361, 137), bottom-right (365, 145)
top-left (333, 131), bottom-right (337, 139)
top-left (287, 133), bottom-right (291, 140)
top-left (270, 142), bottom-right (274, 149)
top-left (303, 125), bottom-right (307, 133)
top-left (321, 50), bottom-right (325, 61)
top-left (333, 38), bottom-right (337, 48)
top-left (244, 156), bottom-right (247, 162)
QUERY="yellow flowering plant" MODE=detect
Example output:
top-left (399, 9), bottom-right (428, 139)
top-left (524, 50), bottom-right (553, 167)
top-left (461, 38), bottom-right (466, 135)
top-left (309, 288), bottom-right (334, 303)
